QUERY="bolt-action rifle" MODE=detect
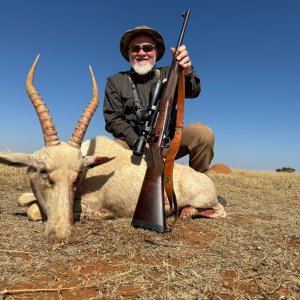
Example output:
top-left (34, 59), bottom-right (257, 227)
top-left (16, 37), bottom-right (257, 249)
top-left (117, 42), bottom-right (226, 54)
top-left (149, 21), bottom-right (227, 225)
top-left (131, 9), bottom-right (191, 233)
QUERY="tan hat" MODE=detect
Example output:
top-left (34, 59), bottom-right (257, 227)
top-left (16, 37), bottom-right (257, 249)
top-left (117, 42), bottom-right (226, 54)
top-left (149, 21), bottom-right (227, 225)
top-left (120, 25), bottom-right (165, 62)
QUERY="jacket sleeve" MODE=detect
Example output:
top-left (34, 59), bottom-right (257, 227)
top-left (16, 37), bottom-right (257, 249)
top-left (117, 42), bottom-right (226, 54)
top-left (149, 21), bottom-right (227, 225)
top-left (103, 76), bottom-right (138, 147)
top-left (184, 66), bottom-right (201, 98)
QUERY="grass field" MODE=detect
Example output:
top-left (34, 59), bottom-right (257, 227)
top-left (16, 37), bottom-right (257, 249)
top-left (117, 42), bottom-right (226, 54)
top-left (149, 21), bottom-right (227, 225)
top-left (0, 165), bottom-right (299, 299)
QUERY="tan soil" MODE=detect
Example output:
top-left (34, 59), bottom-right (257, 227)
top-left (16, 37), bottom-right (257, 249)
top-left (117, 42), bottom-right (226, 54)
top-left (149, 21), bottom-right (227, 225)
top-left (0, 166), bottom-right (300, 299)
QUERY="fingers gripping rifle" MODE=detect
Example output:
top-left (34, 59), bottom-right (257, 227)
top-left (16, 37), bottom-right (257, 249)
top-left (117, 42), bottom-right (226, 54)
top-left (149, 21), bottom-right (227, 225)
top-left (131, 9), bottom-right (191, 233)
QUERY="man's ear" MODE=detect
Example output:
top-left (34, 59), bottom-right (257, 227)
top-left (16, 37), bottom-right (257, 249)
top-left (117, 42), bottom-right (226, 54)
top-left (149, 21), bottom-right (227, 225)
top-left (0, 153), bottom-right (32, 167)
top-left (83, 156), bottom-right (115, 169)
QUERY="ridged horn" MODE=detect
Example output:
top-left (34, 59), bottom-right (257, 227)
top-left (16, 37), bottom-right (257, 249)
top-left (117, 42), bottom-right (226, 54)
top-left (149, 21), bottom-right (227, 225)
top-left (68, 66), bottom-right (99, 148)
top-left (26, 54), bottom-right (60, 146)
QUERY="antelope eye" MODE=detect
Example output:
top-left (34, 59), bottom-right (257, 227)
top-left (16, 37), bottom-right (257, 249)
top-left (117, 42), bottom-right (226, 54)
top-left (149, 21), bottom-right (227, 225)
top-left (39, 169), bottom-right (55, 186)
top-left (40, 169), bottom-right (49, 180)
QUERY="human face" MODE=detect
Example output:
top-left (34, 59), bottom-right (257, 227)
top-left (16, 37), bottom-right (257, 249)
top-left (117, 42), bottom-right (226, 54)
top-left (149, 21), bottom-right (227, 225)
top-left (128, 34), bottom-right (157, 75)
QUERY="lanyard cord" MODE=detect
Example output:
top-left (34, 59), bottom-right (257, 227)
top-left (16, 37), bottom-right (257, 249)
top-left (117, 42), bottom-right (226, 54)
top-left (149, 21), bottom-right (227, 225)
top-left (127, 69), bottom-right (161, 110)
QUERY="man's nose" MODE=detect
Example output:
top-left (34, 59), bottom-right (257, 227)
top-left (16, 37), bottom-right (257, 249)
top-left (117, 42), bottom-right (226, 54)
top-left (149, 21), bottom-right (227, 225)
top-left (137, 48), bottom-right (147, 55)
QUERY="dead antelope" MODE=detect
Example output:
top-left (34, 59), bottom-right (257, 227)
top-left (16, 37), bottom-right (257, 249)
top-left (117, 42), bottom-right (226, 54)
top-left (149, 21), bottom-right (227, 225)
top-left (0, 55), bottom-right (226, 243)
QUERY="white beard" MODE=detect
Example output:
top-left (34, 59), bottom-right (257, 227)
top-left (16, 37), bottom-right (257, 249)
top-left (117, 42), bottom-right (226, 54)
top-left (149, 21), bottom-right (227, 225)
top-left (131, 62), bottom-right (154, 75)
top-left (129, 53), bottom-right (157, 75)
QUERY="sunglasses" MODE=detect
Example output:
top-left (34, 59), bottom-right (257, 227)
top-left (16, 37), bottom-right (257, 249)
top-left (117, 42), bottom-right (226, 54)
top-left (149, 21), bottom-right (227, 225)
top-left (128, 44), bottom-right (156, 53)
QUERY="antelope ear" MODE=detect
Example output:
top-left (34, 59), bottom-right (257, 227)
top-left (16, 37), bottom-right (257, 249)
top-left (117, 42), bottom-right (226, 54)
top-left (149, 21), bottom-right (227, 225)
top-left (83, 156), bottom-right (115, 169)
top-left (0, 153), bottom-right (32, 167)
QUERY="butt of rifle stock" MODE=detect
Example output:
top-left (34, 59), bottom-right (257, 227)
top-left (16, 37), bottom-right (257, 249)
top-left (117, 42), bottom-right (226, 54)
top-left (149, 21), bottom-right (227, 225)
top-left (131, 167), bottom-right (167, 233)
top-left (131, 219), bottom-right (166, 233)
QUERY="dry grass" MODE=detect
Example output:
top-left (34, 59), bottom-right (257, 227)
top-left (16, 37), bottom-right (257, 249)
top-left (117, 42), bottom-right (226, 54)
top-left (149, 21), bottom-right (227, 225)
top-left (0, 164), bottom-right (300, 299)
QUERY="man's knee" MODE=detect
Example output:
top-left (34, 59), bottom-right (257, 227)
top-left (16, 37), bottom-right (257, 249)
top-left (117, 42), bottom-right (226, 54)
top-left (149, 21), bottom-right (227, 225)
top-left (183, 123), bottom-right (215, 146)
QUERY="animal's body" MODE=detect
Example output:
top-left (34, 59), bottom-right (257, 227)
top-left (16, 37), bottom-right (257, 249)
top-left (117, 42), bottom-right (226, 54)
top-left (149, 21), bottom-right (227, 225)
top-left (0, 55), bottom-right (226, 243)
top-left (78, 136), bottom-right (226, 220)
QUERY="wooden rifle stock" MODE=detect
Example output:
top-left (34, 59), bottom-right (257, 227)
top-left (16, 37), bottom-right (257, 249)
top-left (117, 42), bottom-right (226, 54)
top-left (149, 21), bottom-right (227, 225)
top-left (132, 9), bottom-right (191, 232)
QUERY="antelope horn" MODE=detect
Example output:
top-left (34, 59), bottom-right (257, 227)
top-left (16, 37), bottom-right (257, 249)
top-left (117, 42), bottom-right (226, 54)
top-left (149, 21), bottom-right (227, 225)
top-left (26, 54), bottom-right (60, 146)
top-left (68, 66), bottom-right (99, 148)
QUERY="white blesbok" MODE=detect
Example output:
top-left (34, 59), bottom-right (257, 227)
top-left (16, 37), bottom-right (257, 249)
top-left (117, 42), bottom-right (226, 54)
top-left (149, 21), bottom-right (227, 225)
top-left (0, 55), bottom-right (226, 243)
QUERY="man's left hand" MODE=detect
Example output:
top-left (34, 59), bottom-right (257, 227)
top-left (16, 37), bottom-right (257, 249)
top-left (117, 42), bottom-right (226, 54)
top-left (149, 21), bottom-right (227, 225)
top-left (171, 45), bottom-right (192, 76)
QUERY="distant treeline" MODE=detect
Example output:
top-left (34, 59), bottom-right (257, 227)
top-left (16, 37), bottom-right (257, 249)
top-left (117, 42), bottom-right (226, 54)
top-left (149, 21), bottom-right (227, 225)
top-left (275, 167), bottom-right (296, 173)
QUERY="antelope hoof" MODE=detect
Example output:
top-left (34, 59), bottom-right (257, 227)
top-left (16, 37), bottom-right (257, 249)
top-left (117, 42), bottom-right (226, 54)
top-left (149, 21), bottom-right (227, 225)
top-left (27, 203), bottom-right (42, 221)
top-left (18, 192), bottom-right (37, 207)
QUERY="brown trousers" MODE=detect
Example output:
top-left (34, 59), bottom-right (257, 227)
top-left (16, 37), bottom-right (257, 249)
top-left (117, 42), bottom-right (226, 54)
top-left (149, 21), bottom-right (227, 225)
top-left (171, 123), bottom-right (214, 173)
top-left (115, 123), bottom-right (215, 173)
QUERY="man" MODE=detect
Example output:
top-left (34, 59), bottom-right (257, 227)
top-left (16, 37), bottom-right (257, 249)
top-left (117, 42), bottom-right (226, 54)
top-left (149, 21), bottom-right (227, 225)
top-left (103, 26), bottom-right (214, 173)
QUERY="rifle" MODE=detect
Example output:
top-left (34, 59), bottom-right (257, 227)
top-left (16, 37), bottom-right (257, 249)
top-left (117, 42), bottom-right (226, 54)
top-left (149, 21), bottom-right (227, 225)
top-left (131, 9), bottom-right (191, 233)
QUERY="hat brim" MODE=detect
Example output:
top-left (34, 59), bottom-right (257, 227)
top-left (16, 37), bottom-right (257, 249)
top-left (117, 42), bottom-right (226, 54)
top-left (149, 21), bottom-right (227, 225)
top-left (120, 27), bottom-right (165, 62)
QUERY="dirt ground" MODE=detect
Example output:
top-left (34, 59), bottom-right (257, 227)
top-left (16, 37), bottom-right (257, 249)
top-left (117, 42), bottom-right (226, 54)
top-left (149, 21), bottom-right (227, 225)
top-left (0, 165), bottom-right (300, 299)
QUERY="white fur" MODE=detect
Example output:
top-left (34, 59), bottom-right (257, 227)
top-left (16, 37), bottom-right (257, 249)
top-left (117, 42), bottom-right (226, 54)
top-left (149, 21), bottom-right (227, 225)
top-left (2, 136), bottom-right (226, 242)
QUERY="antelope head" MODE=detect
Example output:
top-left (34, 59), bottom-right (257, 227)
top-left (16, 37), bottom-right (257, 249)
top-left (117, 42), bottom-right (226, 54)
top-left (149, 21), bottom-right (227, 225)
top-left (0, 55), bottom-right (110, 242)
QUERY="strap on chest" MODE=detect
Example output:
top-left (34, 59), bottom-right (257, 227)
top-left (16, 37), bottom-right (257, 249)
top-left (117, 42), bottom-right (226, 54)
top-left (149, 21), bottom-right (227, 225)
top-left (127, 69), bottom-right (161, 109)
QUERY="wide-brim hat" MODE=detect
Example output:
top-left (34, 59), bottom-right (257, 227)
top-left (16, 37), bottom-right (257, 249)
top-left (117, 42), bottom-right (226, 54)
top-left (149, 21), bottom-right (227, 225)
top-left (120, 25), bottom-right (165, 62)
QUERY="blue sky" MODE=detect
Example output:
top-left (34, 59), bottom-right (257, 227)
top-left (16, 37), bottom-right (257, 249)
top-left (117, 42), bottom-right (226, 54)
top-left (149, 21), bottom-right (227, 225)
top-left (0, 0), bottom-right (299, 172)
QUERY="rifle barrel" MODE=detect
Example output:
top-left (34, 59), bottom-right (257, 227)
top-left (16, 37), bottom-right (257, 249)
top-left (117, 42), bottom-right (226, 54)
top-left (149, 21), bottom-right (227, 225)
top-left (175, 9), bottom-right (191, 50)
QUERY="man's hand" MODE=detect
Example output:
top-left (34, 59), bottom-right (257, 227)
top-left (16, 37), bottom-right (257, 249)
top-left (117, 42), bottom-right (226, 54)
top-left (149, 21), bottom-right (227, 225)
top-left (171, 45), bottom-right (192, 76)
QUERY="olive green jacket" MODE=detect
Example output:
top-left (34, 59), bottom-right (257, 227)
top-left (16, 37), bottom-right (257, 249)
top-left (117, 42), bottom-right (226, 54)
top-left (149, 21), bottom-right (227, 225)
top-left (103, 66), bottom-right (200, 147)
